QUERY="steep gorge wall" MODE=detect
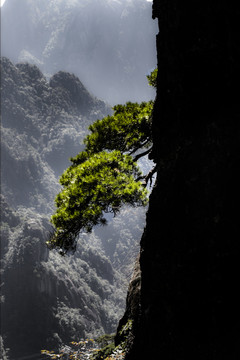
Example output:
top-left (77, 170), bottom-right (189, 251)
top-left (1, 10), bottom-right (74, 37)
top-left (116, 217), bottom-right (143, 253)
top-left (123, 1), bottom-right (240, 359)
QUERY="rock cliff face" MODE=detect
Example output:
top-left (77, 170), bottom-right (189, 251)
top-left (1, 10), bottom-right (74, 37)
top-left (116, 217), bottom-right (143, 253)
top-left (121, 1), bottom-right (240, 359)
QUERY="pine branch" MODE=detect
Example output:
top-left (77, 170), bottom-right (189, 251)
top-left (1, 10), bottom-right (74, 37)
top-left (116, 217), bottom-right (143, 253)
top-left (132, 146), bottom-right (152, 162)
top-left (136, 164), bottom-right (157, 187)
top-left (129, 139), bottom-right (151, 156)
top-left (145, 164), bottom-right (157, 187)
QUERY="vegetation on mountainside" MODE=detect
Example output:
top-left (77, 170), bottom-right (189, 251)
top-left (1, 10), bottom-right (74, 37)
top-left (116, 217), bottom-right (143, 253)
top-left (41, 327), bottom-right (131, 359)
top-left (48, 69), bottom-right (157, 254)
top-left (41, 334), bottom-right (121, 360)
top-left (2, 58), bottom-right (149, 357)
top-left (41, 319), bottom-right (134, 359)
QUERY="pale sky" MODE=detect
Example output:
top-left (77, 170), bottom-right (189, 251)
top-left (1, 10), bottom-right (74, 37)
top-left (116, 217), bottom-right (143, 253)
top-left (1, 0), bottom-right (152, 7)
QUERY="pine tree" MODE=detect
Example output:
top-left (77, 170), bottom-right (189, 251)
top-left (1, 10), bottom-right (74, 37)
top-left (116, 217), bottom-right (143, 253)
top-left (48, 70), bottom-right (157, 254)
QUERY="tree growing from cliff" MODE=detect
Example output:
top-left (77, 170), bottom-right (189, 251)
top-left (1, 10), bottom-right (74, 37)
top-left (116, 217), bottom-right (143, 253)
top-left (47, 70), bottom-right (157, 254)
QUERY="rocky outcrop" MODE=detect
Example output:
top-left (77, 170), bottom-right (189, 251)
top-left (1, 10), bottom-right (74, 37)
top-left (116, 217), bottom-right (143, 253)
top-left (121, 1), bottom-right (240, 359)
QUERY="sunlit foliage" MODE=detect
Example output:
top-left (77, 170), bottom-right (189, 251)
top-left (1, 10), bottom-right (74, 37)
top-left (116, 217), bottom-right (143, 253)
top-left (84, 101), bottom-right (153, 155)
top-left (48, 70), bottom-right (157, 254)
top-left (48, 150), bottom-right (148, 253)
top-left (147, 67), bottom-right (158, 88)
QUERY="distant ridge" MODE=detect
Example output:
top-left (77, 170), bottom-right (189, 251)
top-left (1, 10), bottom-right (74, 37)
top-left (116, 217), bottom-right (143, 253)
top-left (1, 0), bottom-right (157, 104)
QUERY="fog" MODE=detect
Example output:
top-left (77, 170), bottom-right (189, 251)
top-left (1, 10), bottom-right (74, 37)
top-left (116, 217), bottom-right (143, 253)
top-left (1, 0), bottom-right (158, 105)
top-left (0, 0), bottom-right (157, 357)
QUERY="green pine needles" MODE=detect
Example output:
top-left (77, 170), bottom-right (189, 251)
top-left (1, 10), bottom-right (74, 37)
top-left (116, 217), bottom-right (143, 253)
top-left (85, 101), bottom-right (153, 155)
top-left (48, 70), bottom-right (157, 254)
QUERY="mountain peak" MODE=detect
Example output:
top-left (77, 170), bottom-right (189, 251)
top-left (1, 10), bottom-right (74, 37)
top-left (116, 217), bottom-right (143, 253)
top-left (50, 71), bottom-right (92, 109)
top-left (1, 0), bottom-right (157, 104)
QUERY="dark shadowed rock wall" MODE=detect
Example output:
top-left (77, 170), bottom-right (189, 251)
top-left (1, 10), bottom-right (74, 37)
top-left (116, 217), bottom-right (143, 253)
top-left (121, 1), bottom-right (240, 359)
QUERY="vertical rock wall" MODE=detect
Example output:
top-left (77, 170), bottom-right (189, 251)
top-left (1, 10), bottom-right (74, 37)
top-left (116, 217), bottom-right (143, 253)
top-left (125, 1), bottom-right (240, 359)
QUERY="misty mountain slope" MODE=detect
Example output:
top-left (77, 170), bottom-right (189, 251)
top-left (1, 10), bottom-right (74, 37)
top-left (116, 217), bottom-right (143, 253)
top-left (1, 199), bottom-right (127, 358)
top-left (1, 56), bottom-right (110, 210)
top-left (93, 206), bottom-right (146, 280)
top-left (1, 0), bottom-right (158, 105)
top-left (0, 57), bottom-right (148, 359)
top-left (1, 57), bottom-right (114, 357)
